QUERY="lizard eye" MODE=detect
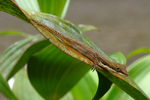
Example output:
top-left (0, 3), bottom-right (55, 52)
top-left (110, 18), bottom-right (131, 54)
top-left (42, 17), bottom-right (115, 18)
top-left (116, 67), bottom-right (120, 71)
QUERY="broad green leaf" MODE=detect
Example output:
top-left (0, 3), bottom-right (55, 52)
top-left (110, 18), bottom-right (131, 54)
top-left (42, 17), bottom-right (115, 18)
top-left (0, 72), bottom-right (18, 100)
top-left (0, 35), bottom-right (45, 80)
top-left (77, 24), bottom-right (98, 33)
top-left (27, 44), bottom-right (91, 99)
top-left (126, 47), bottom-right (150, 60)
top-left (12, 69), bottom-right (44, 100)
top-left (15, 0), bottom-right (40, 12)
top-left (101, 54), bottom-right (150, 100)
top-left (71, 71), bottom-right (98, 100)
top-left (37, 0), bottom-right (70, 18)
top-left (0, 30), bottom-right (31, 37)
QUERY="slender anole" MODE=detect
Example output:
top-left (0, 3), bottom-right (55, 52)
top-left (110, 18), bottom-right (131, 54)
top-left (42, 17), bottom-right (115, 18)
top-left (30, 19), bottom-right (129, 76)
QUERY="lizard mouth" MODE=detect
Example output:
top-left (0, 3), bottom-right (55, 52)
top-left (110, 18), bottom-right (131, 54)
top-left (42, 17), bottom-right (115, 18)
top-left (119, 71), bottom-right (129, 76)
top-left (122, 72), bottom-right (129, 76)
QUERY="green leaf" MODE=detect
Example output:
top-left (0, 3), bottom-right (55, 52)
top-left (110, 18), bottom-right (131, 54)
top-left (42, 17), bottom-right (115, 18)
top-left (37, 0), bottom-right (70, 18)
top-left (0, 30), bottom-right (31, 37)
top-left (0, 72), bottom-right (18, 100)
top-left (126, 47), bottom-right (150, 60)
top-left (0, 35), bottom-right (46, 80)
top-left (0, 0), bottom-right (30, 23)
top-left (77, 24), bottom-right (98, 33)
top-left (92, 72), bottom-right (112, 100)
top-left (71, 71), bottom-right (98, 100)
top-left (27, 44), bottom-right (91, 99)
top-left (101, 54), bottom-right (150, 100)
top-left (12, 69), bottom-right (44, 100)
top-left (60, 92), bottom-right (74, 100)
top-left (15, 0), bottom-right (40, 12)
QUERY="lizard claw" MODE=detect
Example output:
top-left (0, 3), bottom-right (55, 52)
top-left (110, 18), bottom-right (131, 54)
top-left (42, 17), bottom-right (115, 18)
top-left (91, 64), bottom-right (96, 72)
top-left (91, 67), bottom-right (95, 72)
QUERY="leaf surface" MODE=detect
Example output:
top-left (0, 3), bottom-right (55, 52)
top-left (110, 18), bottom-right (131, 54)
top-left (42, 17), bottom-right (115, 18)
top-left (37, 0), bottom-right (70, 18)
top-left (15, 0), bottom-right (40, 12)
top-left (71, 71), bottom-right (98, 100)
top-left (0, 72), bottom-right (18, 100)
top-left (27, 44), bottom-right (91, 99)
top-left (12, 69), bottom-right (44, 100)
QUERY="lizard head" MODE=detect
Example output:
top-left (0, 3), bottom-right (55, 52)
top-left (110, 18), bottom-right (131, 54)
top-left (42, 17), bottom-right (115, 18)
top-left (113, 63), bottom-right (129, 76)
